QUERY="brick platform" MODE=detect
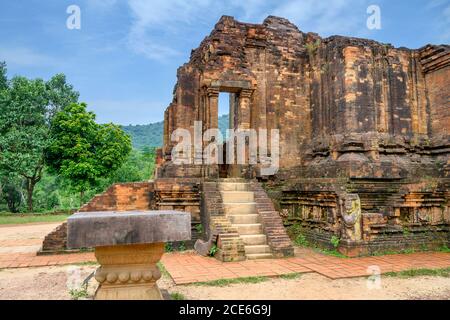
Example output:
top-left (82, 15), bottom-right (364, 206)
top-left (160, 250), bottom-right (450, 284)
top-left (0, 222), bottom-right (448, 283)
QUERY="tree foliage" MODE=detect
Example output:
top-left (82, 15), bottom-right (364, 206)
top-left (0, 64), bottom-right (79, 211)
top-left (0, 62), bottom-right (7, 91)
top-left (46, 103), bottom-right (132, 203)
top-left (0, 76), bottom-right (49, 211)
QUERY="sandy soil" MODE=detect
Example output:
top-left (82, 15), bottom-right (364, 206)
top-left (166, 273), bottom-right (450, 300)
top-left (0, 223), bottom-right (61, 241)
top-left (1, 265), bottom-right (449, 300)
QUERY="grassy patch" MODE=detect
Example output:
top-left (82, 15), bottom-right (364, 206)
top-left (69, 287), bottom-right (89, 300)
top-left (315, 248), bottom-right (347, 258)
top-left (279, 273), bottom-right (301, 280)
top-left (194, 276), bottom-right (269, 287)
top-left (294, 234), bottom-right (309, 247)
top-left (73, 261), bottom-right (98, 266)
top-left (157, 262), bottom-right (170, 278)
top-left (384, 267), bottom-right (450, 278)
top-left (170, 292), bottom-right (186, 300)
top-left (0, 214), bottom-right (70, 225)
top-left (439, 245), bottom-right (450, 253)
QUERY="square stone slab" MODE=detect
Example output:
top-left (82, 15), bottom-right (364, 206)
top-left (67, 211), bottom-right (191, 249)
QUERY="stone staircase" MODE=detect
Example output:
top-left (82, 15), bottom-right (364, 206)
top-left (219, 180), bottom-right (273, 260)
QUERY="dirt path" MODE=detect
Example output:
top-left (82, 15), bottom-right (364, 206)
top-left (166, 273), bottom-right (450, 300)
top-left (0, 222), bottom-right (60, 254)
top-left (1, 265), bottom-right (449, 300)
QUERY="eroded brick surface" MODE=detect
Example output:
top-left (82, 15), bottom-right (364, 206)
top-left (158, 16), bottom-right (450, 256)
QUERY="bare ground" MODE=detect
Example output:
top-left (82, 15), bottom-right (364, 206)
top-left (0, 265), bottom-right (449, 300)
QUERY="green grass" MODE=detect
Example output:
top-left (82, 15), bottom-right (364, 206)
top-left (384, 267), bottom-right (450, 278)
top-left (439, 245), bottom-right (450, 253)
top-left (294, 234), bottom-right (309, 247)
top-left (279, 273), bottom-right (301, 280)
top-left (314, 248), bottom-right (348, 258)
top-left (157, 262), bottom-right (170, 277)
top-left (0, 214), bottom-right (70, 225)
top-left (69, 287), bottom-right (89, 300)
top-left (192, 273), bottom-right (304, 287)
top-left (170, 292), bottom-right (186, 300)
top-left (73, 261), bottom-right (98, 266)
top-left (194, 276), bottom-right (269, 287)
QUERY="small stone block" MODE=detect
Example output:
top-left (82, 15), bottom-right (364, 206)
top-left (67, 210), bottom-right (191, 249)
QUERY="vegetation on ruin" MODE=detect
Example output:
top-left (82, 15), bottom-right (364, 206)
top-left (287, 223), bottom-right (347, 258)
top-left (304, 39), bottom-right (321, 58)
top-left (195, 223), bottom-right (204, 234)
top-left (209, 244), bottom-right (219, 257)
top-left (0, 62), bottom-right (157, 214)
top-left (384, 267), bottom-right (450, 278)
top-left (330, 236), bottom-right (341, 248)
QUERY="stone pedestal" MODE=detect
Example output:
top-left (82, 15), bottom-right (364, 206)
top-left (94, 243), bottom-right (164, 300)
top-left (67, 211), bottom-right (191, 300)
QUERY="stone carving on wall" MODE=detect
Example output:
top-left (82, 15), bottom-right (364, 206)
top-left (339, 193), bottom-right (362, 241)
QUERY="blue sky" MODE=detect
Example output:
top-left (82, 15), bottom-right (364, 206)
top-left (1, 0), bottom-right (449, 125)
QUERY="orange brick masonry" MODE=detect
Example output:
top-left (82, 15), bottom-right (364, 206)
top-left (0, 223), bottom-right (449, 284)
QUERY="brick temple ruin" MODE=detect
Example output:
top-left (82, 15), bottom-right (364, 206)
top-left (42, 16), bottom-right (449, 259)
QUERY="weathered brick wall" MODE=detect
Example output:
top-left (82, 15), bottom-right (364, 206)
top-left (419, 45), bottom-right (450, 136)
top-left (266, 178), bottom-right (450, 257)
top-left (40, 180), bottom-right (204, 254)
top-left (41, 222), bottom-right (68, 254)
top-left (201, 181), bottom-right (246, 262)
top-left (155, 178), bottom-right (202, 248)
top-left (79, 182), bottom-right (155, 212)
top-left (249, 182), bottom-right (293, 257)
top-left (161, 16), bottom-right (449, 172)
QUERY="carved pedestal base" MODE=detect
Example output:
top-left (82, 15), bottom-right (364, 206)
top-left (93, 243), bottom-right (164, 300)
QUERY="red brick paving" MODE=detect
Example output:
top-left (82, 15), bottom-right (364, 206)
top-left (0, 245), bottom-right (449, 284)
top-left (160, 251), bottom-right (450, 284)
top-left (4, 221), bottom-right (448, 284)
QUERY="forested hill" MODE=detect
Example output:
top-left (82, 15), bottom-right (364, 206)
top-left (122, 114), bottom-right (230, 149)
top-left (122, 121), bottom-right (164, 149)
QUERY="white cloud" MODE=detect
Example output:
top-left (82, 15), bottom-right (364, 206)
top-left (123, 0), bottom-right (372, 61)
top-left (272, 0), bottom-right (367, 35)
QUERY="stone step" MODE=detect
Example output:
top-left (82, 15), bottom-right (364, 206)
top-left (223, 202), bottom-right (257, 215)
top-left (240, 234), bottom-right (267, 245)
top-left (244, 245), bottom-right (271, 255)
top-left (229, 214), bottom-right (259, 224)
top-left (221, 191), bottom-right (254, 203)
top-left (246, 253), bottom-right (273, 260)
top-left (218, 183), bottom-right (249, 191)
top-left (234, 223), bottom-right (262, 235)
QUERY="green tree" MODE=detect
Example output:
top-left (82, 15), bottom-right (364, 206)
top-left (0, 65), bottom-right (79, 212)
top-left (0, 173), bottom-right (23, 213)
top-left (46, 103), bottom-right (132, 205)
top-left (0, 62), bottom-right (7, 91)
top-left (46, 73), bottom-right (79, 118)
top-left (0, 76), bottom-right (49, 212)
